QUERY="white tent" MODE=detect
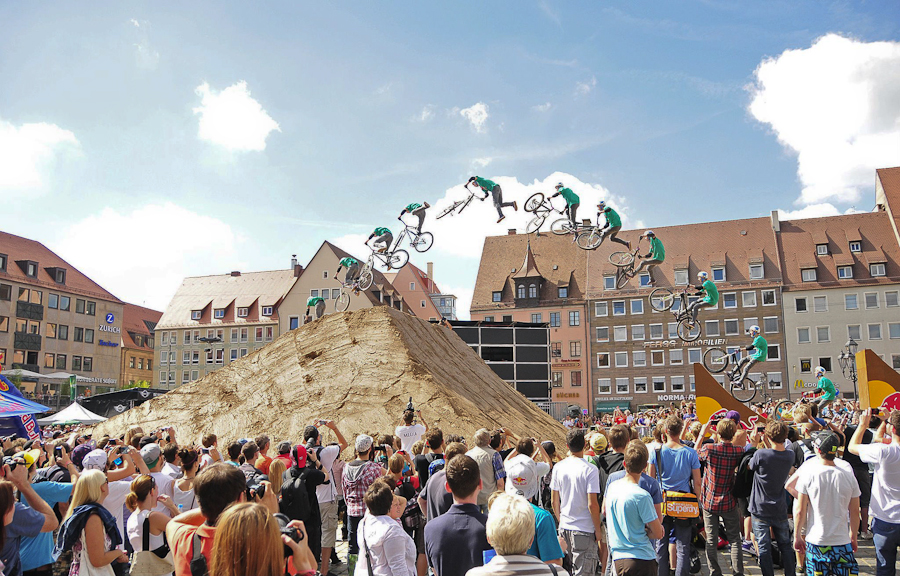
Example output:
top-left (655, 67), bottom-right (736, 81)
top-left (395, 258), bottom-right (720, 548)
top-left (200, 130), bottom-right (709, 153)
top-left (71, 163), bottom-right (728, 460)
top-left (37, 402), bottom-right (107, 425)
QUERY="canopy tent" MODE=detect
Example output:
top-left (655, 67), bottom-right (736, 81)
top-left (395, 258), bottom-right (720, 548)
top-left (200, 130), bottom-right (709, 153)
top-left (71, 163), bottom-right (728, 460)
top-left (0, 389), bottom-right (49, 418)
top-left (0, 368), bottom-right (45, 380)
top-left (37, 403), bottom-right (107, 426)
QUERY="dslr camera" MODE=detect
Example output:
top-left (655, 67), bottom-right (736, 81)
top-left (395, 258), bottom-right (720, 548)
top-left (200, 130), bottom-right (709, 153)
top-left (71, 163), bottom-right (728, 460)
top-left (274, 512), bottom-right (304, 557)
top-left (247, 482), bottom-right (266, 500)
top-left (3, 455), bottom-right (24, 471)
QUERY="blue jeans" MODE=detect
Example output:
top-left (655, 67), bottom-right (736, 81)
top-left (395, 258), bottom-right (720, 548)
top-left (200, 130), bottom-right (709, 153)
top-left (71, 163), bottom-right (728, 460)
top-left (751, 516), bottom-right (796, 576)
top-left (655, 517), bottom-right (691, 576)
top-left (873, 517), bottom-right (900, 576)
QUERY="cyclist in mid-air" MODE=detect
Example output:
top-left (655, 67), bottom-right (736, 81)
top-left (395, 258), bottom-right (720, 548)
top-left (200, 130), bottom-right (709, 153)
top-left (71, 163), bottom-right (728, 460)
top-left (595, 201), bottom-right (630, 249)
top-left (399, 202), bottom-right (430, 233)
top-left (549, 182), bottom-right (579, 226)
top-left (467, 176), bottom-right (517, 223)
top-left (632, 230), bottom-right (665, 287)
top-left (684, 271), bottom-right (718, 328)
top-left (306, 296), bottom-right (326, 320)
top-left (732, 325), bottom-right (767, 385)
top-left (334, 256), bottom-right (361, 294)
top-left (366, 226), bottom-right (393, 253)
top-left (803, 366), bottom-right (839, 411)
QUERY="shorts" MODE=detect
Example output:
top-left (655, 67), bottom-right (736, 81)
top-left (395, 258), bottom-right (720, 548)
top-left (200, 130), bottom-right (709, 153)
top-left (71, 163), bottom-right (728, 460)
top-left (320, 500), bottom-right (339, 549)
top-left (614, 558), bottom-right (658, 576)
top-left (852, 467), bottom-right (872, 508)
top-left (560, 529), bottom-right (600, 576)
top-left (805, 541), bottom-right (858, 575)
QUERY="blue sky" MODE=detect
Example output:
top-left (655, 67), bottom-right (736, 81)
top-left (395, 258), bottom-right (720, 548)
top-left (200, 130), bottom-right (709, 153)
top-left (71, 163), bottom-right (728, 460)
top-left (2, 1), bottom-right (899, 317)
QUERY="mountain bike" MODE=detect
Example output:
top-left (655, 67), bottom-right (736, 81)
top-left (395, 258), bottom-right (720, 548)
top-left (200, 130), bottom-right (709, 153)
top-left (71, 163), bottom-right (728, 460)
top-left (362, 247), bottom-right (409, 274)
top-left (334, 273), bottom-right (372, 312)
top-left (523, 192), bottom-right (569, 235)
top-left (436, 184), bottom-right (481, 219)
top-left (607, 240), bottom-right (645, 289)
top-left (702, 349), bottom-right (791, 410)
top-left (574, 225), bottom-right (612, 250)
top-left (647, 285), bottom-right (701, 342)
top-left (394, 220), bottom-right (434, 252)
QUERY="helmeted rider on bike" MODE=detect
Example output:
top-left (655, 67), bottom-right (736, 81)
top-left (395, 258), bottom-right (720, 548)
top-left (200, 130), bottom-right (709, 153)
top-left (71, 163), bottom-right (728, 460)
top-left (550, 182), bottom-right (580, 227)
top-left (812, 366), bottom-right (839, 411)
top-left (367, 227), bottom-right (393, 254)
top-left (334, 256), bottom-right (361, 294)
top-left (632, 230), bottom-right (665, 287)
top-left (733, 325), bottom-right (767, 385)
top-left (685, 271), bottom-right (719, 327)
top-left (306, 296), bottom-right (326, 320)
top-left (400, 202), bottom-right (430, 233)
top-left (467, 176), bottom-right (518, 223)
top-left (596, 201), bottom-right (630, 249)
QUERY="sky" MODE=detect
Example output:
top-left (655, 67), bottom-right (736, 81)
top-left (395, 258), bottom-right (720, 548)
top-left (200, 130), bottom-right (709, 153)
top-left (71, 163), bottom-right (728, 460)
top-left (1, 1), bottom-right (899, 318)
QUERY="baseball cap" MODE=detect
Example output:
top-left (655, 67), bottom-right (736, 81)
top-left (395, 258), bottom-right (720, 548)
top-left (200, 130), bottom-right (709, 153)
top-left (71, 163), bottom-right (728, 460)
top-left (590, 434), bottom-right (608, 452)
top-left (141, 443), bottom-right (161, 469)
top-left (71, 444), bottom-right (93, 469)
top-left (82, 449), bottom-right (108, 472)
top-left (812, 431), bottom-right (841, 457)
top-left (13, 450), bottom-right (39, 469)
top-left (293, 445), bottom-right (308, 468)
top-left (277, 441), bottom-right (291, 455)
top-left (355, 434), bottom-right (374, 453)
top-left (725, 410), bottom-right (741, 423)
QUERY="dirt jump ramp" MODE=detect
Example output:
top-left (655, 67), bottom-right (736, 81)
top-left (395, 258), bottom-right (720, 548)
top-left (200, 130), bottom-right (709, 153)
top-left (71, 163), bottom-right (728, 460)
top-left (92, 307), bottom-right (566, 448)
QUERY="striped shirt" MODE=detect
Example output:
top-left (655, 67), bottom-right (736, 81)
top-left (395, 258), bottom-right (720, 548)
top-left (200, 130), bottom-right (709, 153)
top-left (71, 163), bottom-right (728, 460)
top-left (465, 554), bottom-right (569, 576)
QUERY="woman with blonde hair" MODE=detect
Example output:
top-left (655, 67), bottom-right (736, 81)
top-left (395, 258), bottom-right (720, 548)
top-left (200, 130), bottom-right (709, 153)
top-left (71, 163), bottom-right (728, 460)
top-left (124, 426), bottom-right (144, 449)
top-left (54, 470), bottom-right (127, 574)
top-left (125, 475), bottom-right (178, 561)
top-left (208, 502), bottom-right (317, 576)
top-left (268, 458), bottom-right (287, 500)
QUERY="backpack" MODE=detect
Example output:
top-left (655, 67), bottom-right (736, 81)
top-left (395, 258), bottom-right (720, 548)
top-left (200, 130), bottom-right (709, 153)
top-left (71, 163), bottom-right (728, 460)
top-left (427, 458), bottom-right (446, 477)
top-left (731, 447), bottom-right (757, 499)
top-left (280, 468), bottom-right (312, 522)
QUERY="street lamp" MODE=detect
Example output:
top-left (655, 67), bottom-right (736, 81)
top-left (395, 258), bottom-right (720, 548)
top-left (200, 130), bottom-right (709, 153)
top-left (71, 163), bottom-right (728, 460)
top-left (838, 337), bottom-right (859, 400)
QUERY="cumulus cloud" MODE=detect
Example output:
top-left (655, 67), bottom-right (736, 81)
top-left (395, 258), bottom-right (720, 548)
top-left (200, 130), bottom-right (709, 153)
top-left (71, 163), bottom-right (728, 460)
top-left (0, 117), bottom-right (78, 193)
top-left (460, 102), bottom-right (490, 133)
top-left (472, 157), bottom-right (493, 168)
top-left (57, 203), bottom-right (243, 310)
top-left (532, 102), bottom-right (553, 112)
top-left (748, 34), bottom-right (900, 207)
top-left (193, 81), bottom-right (280, 152)
top-left (575, 76), bottom-right (597, 95)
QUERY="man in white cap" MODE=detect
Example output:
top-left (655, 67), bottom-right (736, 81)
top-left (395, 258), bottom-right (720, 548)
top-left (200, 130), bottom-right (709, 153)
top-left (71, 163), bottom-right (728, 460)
top-left (341, 434), bottom-right (386, 574)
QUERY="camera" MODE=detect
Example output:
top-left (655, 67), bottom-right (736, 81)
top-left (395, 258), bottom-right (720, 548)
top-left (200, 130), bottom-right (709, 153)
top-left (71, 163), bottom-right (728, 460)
top-left (247, 483), bottom-right (266, 499)
top-left (274, 512), bottom-right (304, 557)
top-left (372, 445), bottom-right (387, 452)
top-left (201, 448), bottom-right (209, 454)
top-left (406, 397), bottom-right (414, 412)
top-left (3, 456), bottom-right (23, 471)
top-left (54, 446), bottom-right (64, 458)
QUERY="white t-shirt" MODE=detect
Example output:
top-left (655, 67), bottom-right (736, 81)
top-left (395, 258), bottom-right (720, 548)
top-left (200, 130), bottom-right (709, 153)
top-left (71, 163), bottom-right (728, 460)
top-left (151, 472), bottom-right (175, 516)
top-left (126, 509), bottom-right (167, 553)
top-left (103, 477), bottom-right (135, 550)
top-left (504, 455), bottom-right (551, 501)
top-left (796, 459), bottom-right (861, 546)
top-left (314, 444), bottom-right (343, 503)
top-left (395, 424), bottom-right (427, 453)
top-left (161, 462), bottom-right (180, 480)
top-left (856, 442), bottom-right (900, 523)
top-left (550, 456), bottom-right (601, 533)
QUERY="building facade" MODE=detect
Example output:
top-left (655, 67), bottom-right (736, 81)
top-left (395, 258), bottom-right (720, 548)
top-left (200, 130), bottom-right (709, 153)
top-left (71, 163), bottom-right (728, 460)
top-left (383, 262), bottom-right (457, 321)
top-left (120, 304), bottom-right (162, 388)
top-left (0, 231), bottom-right (124, 396)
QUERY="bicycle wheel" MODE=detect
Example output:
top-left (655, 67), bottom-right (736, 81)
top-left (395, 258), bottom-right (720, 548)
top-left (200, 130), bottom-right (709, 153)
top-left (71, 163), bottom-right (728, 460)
top-left (412, 232), bottom-right (433, 252)
top-left (649, 287), bottom-right (675, 312)
top-left (731, 377), bottom-right (757, 403)
top-left (335, 292), bottom-right (350, 312)
top-left (773, 400), bottom-right (795, 421)
top-left (525, 193), bottom-right (544, 213)
top-left (457, 194), bottom-right (475, 214)
top-left (525, 216), bottom-right (545, 234)
top-left (357, 270), bottom-right (374, 291)
top-left (436, 201), bottom-right (462, 219)
top-left (615, 268), bottom-right (630, 289)
top-left (550, 217), bottom-right (573, 235)
top-left (389, 249), bottom-right (410, 269)
top-left (576, 229), bottom-right (602, 250)
top-left (703, 348), bottom-right (729, 373)
top-left (676, 318), bottom-right (701, 342)
top-left (609, 251), bottom-right (635, 266)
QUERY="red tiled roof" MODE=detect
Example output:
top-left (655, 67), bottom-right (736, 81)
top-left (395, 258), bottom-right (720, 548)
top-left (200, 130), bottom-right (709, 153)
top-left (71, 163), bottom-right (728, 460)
top-left (0, 231), bottom-right (121, 302)
top-left (877, 167), bottom-right (900, 244)
top-left (122, 303), bottom-right (162, 349)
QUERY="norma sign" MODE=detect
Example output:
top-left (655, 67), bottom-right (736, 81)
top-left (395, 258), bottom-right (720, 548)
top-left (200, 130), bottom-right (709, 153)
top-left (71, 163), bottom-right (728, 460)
top-left (643, 339), bottom-right (727, 349)
top-left (552, 360), bottom-right (581, 369)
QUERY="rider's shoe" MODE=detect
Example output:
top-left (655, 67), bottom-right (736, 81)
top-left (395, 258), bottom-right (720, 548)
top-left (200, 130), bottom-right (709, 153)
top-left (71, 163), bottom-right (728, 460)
top-left (480, 195), bottom-right (487, 201)
top-left (497, 215), bottom-right (506, 223)
top-left (626, 241), bottom-right (632, 250)
top-left (424, 202), bottom-right (431, 208)
top-left (513, 201), bottom-right (518, 211)
top-left (353, 288), bottom-right (361, 295)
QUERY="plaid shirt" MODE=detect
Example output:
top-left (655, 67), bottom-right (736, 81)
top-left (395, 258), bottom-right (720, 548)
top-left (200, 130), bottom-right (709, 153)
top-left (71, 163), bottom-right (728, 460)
top-left (698, 442), bottom-right (744, 513)
top-left (492, 451), bottom-right (507, 481)
top-left (342, 461), bottom-right (384, 517)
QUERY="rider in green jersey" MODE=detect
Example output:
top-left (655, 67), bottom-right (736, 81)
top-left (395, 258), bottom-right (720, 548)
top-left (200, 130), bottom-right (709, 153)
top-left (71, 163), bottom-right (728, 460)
top-left (468, 176), bottom-right (517, 223)
top-left (685, 271), bottom-right (719, 327)
top-left (813, 366), bottom-right (838, 411)
top-left (399, 202), bottom-right (431, 233)
top-left (632, 230), bottom-right (665, 287)
top-left (367, 227), bottom-right (393, 253)
top-left (734, 325), bottom-right (767, 384)
top-left (596, 201), bottom-right (630, 249)
top-left (334, 256), bottom-right (361, 290)
top-left (550, 182), bottom-right (580, 226)
top-left (306, 296), bottom-right (326, 320)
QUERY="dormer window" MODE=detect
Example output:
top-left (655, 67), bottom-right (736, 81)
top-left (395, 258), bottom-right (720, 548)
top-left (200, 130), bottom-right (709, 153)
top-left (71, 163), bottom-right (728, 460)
top-left (849, 241), bottom-right (861, 253)
top-left (558, 287), bottom-right (568, 299)
top-left (528, 284), bottom-right (538, 298)
top-left (0, 254), bottom-right (7, 272)
top-left (237, 307), bottom-right (249, 317)
top-left (674, 269), bottom-right (688, 285)
top-left (492, 292), bottom-right (502, 302)
top-left (816, 244), bottom-right (828, 256)
top-left (55, 269), bottom-right (65, 283)
top-left (801, 268), bottom-right (817, 282)
top-left (749, 264), bottom-right (764, 280)
top-left (214, 309), bottom-right (225, 319)
top-left (27, 262), bottom-right (37, 277)
top-left (517, 284), bottom-right (526, 299)
top-left (261, 306), bottom-right (273, 316)
top-left (191, 310), bottom-right (202, 320)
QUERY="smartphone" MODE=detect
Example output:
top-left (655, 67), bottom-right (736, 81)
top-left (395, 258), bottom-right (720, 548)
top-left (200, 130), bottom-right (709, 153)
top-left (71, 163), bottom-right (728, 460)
top-left (113, 457), bottom-right (123, 467)
top-left (756, 426), bottom-right (765, 432)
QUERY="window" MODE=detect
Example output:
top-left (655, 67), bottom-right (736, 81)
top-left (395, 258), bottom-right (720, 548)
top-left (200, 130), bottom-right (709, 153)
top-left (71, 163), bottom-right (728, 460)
top-left (674, 269), bottom-right (688, 285)
top-left (55, 354), bottom-right (66, 370)
top-left (843, 294), bottom-right (858, 310)
top-left (723, 293), bottom-right (737, 308)
top-left (848, 324), bottom-right (861, 340)
top-left (651, 350), bottom-right (665, 366)
top-left (214, 309), bottom-right (225, 319)
top-left (616, 378), bottom-right (629, 394)
top-left (262, 306), bottom-right (273, 316)
top-left (74, 327), bottom-right (84, 342)
top-left (568, 311), bottom-right (580, 326)
top-left (670, 349), bottom-right (683, 365)
top-left (597, 353), bottom-right (610, 368)
top-left (595, 326), bottom-right (609, 342)
top-left (420, 300), bottom-right (427, 308)
top-left (769, 372), bottom-right (783, 389)
top-left (668, 322), bottom-right (678, 339)
top-left (614, 326), bottom-right (627, 342)
top-left (865, 293), bottom-right (879, 309)
top-left (836, 266), bottom-right (853, 279)
top-left (649, 323), bottom-right (663, 339)
top-left (240, 328), bottom-right (248, 343)
top-left (230, 328), bottom-right (238, 343)
top-left (59, 296), bottom-right (70, 311)
top-left (528, 284), bottom-right (538, 298)
top-left (798, 327), bottom-right (811, 343)
top-left (549, 313), bottom-right (560, 327)
top-left (517, 285), bottom-right (526, 299)
top-left (815, 244), bottom-right (828, 256)
top-left (72, 356), bottom-right (82, 371)
top-left (0, 317), bottom-right (7, 333)
top-left (631, 324), bottom-right (645, 340)
top-left (758, 290), bottom-right (774, 306)
top-left (206, 349), bottom-right (214, 364)
top-left (712, 267), bottom-right (725, 282)
top-left (25, 262), bottom-right (37, 277)
top-left (169, 331), bottom-right (176, 345)
top-left (558, 287), bottom-right (568, 298)
top-left (47, 293), bottom-right (58, 309)
top-left (886, 291), bottom-right (899, 307)
top-left (0, 254), bottom-right (5, 272)
top-left (615, 352), bottom-right (628, 368)
top-left (633, 350), bottom-right (647, 367)
top-left (191, 310), bottom-right (201, 320)
top-left (630, 299), bottom-right (643, 314)
top-left (801, 268), bottom-right (817, 282)
top-left (639, 274), bottom-right (652, 288)
top-left (0, 284), bottom-right (9, 301)
top-left (531, 313), bottom-right (542, 323)
top-left (603, 276), bottom-right (615, 290)
top-left (894, 355), bottom-right (900, 370)
top-left (800, 359), bottom-right (811, 373)
top-left (570, 371), bottom-right (583, 387)
top-left (813, 296), bottom-right (827, 312)
top-left (569, 341), bottom-right (581, 358)
top-left (869, 324), bottom-right (882, 340)
top-left (82, 357), bottom-right (93, 372)
top-left (671, 375), bottom-right (685, 392)
top-left (45, 323), bottom-right (56, 338)
top-left (634, 377), bottom-right (648, 393)
top-left (764, 344), bottom-right (780, 361)
top-left (817, 357), bottom-right (832, 372)
top-left (255, 327), bottom-right (264, 342)
top-left (743, 317), bottom-right (758, 333)
top-left (598, 378), bottom-right (611, 394)
top-left (44, 353), bottom-right (55, 368)
top-left (749, 264), bottom-right (764, 279)
top-left (85, 301), bottom-right (95, 316)
top-left (870, 263), bottom-right (886, 277)
top-left (84, 329), bottom-right (94, 344)
top-left (483, 316), bottom-right (494, 322)
top-left (613, 301), bottom-right (626, 316)
top-left (849, 241), bottom-right (862, 253)
top-left (724, 319), bottom-right (739, 335)
top-left (240, 348), bottom-right (248, 358)
top-left (795, 297), bottom-right (807, 312)
top-left (595, 302), bottom-right (608, 316)
top-left (763, 316), bottom-right (778, 333)
top-left (688, 348), bottom-right (701, 364)
top-left (890, 323), bottom-right (900, 339)
top-left (652, 376), bottom-right (666, 392)
top-left (705, 320), bottom-right (720, 337)
top-left (742, 292), bottom-right (757, 307)
top-left (321, 288), bottom-right (330, 300)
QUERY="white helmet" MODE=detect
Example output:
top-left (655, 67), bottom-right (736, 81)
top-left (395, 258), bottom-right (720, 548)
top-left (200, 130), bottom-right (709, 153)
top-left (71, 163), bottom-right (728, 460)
top-left (698, 271), bottom-right (708, 281)
top-left (815, 366), bottom-right (826, 376)
top-left (555, 182), bottom-right (564, 189)
top-left (597, 200), bottom-right (606, 210)
top-left (748, 325), bottom-right (760, 336)
top-left (643, 230), bottom-right (655, 238)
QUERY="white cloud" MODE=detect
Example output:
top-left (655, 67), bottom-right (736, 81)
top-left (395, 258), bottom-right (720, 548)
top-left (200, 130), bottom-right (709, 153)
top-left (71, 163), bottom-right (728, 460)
top-left (575, 76), bottom-right (597, 95)
top-left (57, 203), bottom-right (242, 310)
top-left (532, 102), bottom-right (553, 112)
top-left (443, 284), bottom-right (474, 320)
top-left (472, 157), bottom-right (493, 168)
top-left (0, 117), bottom-right (78, 193)
top-left (748, 34), bottom-right (900, 207)
top-left (777, 203), bottom-right (868, 221)
top-left (129, 18), bottom-right (141, 27)
top-left (374, 82), bottom-right (393, 96)
top-left (193, 81), bottom-right (280, 152)
top-left (460, 102), bottom-right (490, 133)
top-left (330, 233), bottom-right (370, 260)
top-left (414, 105), bottom-right (435, 123)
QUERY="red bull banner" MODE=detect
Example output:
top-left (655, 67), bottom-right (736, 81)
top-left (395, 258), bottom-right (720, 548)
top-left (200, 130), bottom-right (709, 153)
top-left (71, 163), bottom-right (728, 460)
top-left (694, 363), bottom-right (766, 429)
top-left (857, 349), bottom-right (900, 412)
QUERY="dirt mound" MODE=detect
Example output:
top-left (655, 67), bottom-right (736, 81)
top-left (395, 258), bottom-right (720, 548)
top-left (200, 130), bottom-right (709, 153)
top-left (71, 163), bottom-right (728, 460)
top-left (92, 307), bottom-right (566, 448)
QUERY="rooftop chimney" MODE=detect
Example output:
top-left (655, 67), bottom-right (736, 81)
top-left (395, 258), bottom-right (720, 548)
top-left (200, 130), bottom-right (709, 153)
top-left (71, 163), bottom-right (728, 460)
top-left (230, 271), bottom-right (241, 277)
top-left (770, 210), bottom-right (780, 233)
top-left (582, 218), bottom-right (591, 227)
top-left (426, 262), bottom-right (434, 281)
top-left (291, 254), bottom-right (298, 267)
top-left (508, 229), bottom-right (516, 235)
top-left (291, 254), bottom-right (303, 277)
